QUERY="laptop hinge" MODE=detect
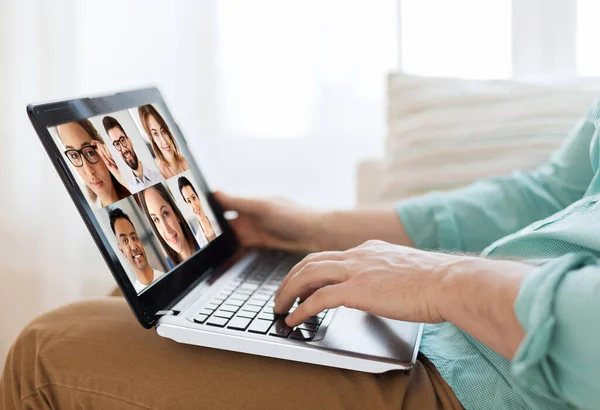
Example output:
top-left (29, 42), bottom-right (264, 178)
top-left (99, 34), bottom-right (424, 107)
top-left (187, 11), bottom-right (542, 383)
top-left (156, 309), bottom-right (178, 317)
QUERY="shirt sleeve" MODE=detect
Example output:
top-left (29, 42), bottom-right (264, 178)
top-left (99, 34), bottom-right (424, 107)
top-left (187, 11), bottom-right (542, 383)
top-left (512, 253), bottom-right (600, 409)
top-left (396, 100), bottom-right (598, 253)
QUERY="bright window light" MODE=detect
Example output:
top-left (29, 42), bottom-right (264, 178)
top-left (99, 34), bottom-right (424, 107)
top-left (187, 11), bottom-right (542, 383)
top-left (400, 0), bottom-right (512, 79)
top-left (216, 0), bottom-right (398, 139)
top-left (577, 0), bottom-right (600, 76)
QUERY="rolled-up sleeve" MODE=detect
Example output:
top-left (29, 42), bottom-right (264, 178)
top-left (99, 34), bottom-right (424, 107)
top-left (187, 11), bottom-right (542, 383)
top-left (396, 100), bottom-right (597, 253)
top-left (513, 253), bottom-right (600, 409)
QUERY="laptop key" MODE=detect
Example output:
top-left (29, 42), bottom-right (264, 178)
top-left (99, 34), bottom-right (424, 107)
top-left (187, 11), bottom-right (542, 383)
top-left (220, 304), bottom-right (241, 313)
top-left (261, 307), bottom-right (275, 314)
top-left (237, 310), bottom-right (257, 319)
top-left (214, 310), bottom-right (234, 319)
top-left (304, 316), bottom-right (322, 325)
top-left (257, 312), bottom-right (276, 321)
top-left (194, 314), bottom-right (209, 324)
top-left (247, 319), bottom-right (274, 334)
top-left (298, 322), bottom-right (319, 332)
top-left (250, 293), bottom-right (270, 302)
top-left (227, 317), bottom-right (252, 331)
top-left (230, 293), bottom-right (250, 301)
top-left (240, 283), bottom-right (259, 291)
top-left (206, 317), bottom-right (229, 327)
top-left (242, 304), bottom-right (261, 313)
top-left (269, 319), bottom-right (293, 338)
top-left (245, 280), bottom-right (262, 286)
top-left (223, 298), bottom-right (245, 307)
top-left (200, 307), bottom-right (216, 316)
top-left (290, 328), bottom-right (316, 341)
top-left (246, 299), bottom-right (266, 307)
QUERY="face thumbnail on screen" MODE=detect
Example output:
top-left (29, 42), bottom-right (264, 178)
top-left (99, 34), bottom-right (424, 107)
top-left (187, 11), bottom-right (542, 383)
top-left (48, 104), bottom-right (222, 293)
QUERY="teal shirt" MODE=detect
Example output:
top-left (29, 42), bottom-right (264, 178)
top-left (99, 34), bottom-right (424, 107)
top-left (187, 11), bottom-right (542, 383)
top-left (396, 100), bottom-right (600, 409)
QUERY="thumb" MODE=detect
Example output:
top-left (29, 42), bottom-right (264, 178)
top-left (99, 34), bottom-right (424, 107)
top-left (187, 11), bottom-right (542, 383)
top-left (213, 190), bottom-right (266, 215)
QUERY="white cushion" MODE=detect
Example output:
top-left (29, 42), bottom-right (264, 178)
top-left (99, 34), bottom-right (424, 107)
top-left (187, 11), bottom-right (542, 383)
top-left (371, 74), bottom-right (600, 204)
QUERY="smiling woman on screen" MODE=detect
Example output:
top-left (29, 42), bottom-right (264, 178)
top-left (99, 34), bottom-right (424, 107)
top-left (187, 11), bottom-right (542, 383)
top-left (138, 104), bottom-right (190, 179)
top-left (138, 183), bottom-right (199, 268)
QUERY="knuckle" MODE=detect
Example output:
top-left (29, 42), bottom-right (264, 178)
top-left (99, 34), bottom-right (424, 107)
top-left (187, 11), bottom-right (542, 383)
top-left (363, 239), bottom-right (383, 247)
top-left (349, 245), bottom-right (370, 258)
top-left (339, 260), bottom-right (354, 279)
top-left (304, 252), bottom-right (319, 261)
top-left (302, 261), bottom-right (318, 274)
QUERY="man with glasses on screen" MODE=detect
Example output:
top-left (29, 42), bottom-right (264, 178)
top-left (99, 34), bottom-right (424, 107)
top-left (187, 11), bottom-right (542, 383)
top-left (103, 115), bottom-right (162, 193)
top-left (109, 207), bottom-right (165, 293)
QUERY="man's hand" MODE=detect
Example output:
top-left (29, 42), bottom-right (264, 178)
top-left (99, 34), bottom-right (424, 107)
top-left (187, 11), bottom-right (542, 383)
top-left (274, 239), bottom-right (532, 359)
top-left (214, 191), bottom-right (325, 253)
top-left (214, 192), bottom-right (414, 253)
top-left (274, 240), bottom-right (457, 327)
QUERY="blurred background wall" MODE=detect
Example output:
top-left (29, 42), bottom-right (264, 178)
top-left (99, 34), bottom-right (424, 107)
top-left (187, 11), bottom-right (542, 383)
top-left (1, 0), bottom-right (600, 367)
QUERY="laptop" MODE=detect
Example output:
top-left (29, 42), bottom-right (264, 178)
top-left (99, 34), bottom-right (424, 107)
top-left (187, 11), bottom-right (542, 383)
top-left (27, 88), bottom-right (422, 373)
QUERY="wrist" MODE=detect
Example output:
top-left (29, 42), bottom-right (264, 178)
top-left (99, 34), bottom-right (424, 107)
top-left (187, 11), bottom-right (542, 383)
top-left (307, 210), bottom-right (329, 253)
top-left (433, 256), bottom-right (532, 324)
top-left (312, 210), bottom-right (352, 252)
top-left (432, 255), bottom-right (479, 323)
top-left (432, 256), bottom-right (532, 358)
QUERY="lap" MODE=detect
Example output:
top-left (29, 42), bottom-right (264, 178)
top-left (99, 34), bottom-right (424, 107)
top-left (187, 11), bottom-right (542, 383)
top-left (0, 298), bottom-right (462, 410)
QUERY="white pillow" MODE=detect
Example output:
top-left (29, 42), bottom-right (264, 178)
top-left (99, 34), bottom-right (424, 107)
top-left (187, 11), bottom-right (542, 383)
top-left (377, 74), bottom-right (600, 202)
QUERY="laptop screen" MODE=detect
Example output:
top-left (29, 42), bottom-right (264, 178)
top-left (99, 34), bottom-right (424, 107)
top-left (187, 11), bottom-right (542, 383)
top-left (46, 103), bottom-right (223, 295)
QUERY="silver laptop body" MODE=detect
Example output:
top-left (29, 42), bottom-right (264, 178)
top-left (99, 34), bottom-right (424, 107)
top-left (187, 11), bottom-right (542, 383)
top-left (28, 88), bottom-right (422, 374)
top-left (157, 250), bottom-right (422, 373)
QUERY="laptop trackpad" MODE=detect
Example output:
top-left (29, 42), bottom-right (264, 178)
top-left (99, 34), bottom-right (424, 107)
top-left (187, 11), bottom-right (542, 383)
top-left (318, 307), bottom-right (421, 362)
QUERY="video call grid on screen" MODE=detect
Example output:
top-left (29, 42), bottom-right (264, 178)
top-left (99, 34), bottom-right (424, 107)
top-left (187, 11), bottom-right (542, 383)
top-left (47, 103), bottom-right (222, 294)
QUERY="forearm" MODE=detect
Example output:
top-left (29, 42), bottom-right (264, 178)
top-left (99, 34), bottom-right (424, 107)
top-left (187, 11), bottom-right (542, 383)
top-left (436, 256), bottom-right (534, 359)
top-left (316, 208), bottom-right (414, 252)
top-left (444, 254), bottom-right (600, 408)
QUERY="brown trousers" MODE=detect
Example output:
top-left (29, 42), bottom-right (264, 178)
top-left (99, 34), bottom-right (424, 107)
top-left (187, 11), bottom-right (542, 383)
top-left (0, 298), bottom-right (463, 409)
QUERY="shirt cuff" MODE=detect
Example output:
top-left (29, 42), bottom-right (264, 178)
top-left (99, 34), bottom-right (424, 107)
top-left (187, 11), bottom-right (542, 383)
top-left (395, 193), bottom-right (462, 251)
top-left (512, 253), bottom-right (596, 394)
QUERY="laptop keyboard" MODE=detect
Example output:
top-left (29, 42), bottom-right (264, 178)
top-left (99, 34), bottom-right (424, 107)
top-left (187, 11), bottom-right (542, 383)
top-left (193, 251), bottom-right (328, 341)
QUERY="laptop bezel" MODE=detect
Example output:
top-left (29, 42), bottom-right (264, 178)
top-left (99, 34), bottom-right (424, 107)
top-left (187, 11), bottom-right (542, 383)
top-left (27, 87), bottom-right (240, 329)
